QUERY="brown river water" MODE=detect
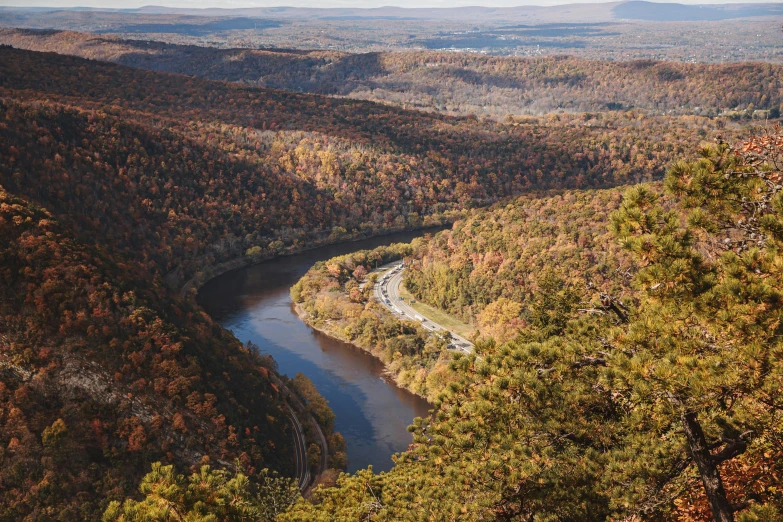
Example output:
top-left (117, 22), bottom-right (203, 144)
top-left (197, 230), bottom-right (437, 473)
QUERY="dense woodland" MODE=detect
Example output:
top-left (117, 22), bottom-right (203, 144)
top-left (0, 45), bottom-right (736, 290)
top-left (405, 187), bottom-right (635, 342)
top-left (2, 29), bottom-right (783, 118)
top-left (0, 39), bottom-right (781, 521)
top-left (281, 129), bottom-right (783, 522)
top-left (0, 187), bottom-right (295, 520)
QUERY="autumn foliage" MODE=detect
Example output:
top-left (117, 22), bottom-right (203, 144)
top-left (0, 42), bottom-right (778, 521)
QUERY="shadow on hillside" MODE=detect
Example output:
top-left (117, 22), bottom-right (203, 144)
top-left (92, 38), bottom-right (387, 97)
top-left (106, 17), bottom-right (283, 35)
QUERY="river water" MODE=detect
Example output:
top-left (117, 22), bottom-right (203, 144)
top-left (197, 230), bottom-right (436, 473)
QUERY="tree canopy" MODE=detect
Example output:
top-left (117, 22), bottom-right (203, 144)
top-left (281, 129), bottom-right (783, 521)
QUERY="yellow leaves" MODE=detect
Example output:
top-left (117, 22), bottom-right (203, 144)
top-left (278, 151), bottom-right (295, 172)
top-left (326, 263), bottom-right (343, 279)
top-left (42, 418), bottom-right (68, 449)
top-left (317, 150), bottom-right (339, 179)
top-left (476, 298), bottom-right (523, 344)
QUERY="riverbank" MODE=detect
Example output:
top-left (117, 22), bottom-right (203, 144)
top-left (181, 219), bottom-right (459, 297)
top-left (293, 303), bottom-right (444, 403)
top-left (289, 244), bottom-right (462, 403)
top-left (197, 228), bottom-right (436, 473)
top-left (269, 371), bottom-right (329, 495)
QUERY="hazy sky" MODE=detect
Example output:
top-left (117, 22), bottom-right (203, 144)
top-left (0, 0), bottom-right (769, 8)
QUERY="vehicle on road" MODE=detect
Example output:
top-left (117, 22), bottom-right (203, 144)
top-left (375, 261), bottom-right (474, 353)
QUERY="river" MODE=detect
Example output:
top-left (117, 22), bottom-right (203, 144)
top-left (197, 230), bottom-right (437, 473)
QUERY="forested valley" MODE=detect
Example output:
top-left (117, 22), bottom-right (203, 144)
top-left (2, 28), bottom-right (783, 119)
top-left (0, 24), bottom-right (781, 522)
top-left (1, 45), bottom-right (737, 290)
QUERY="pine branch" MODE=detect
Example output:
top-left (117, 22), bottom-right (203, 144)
top-left (572, 356), bottom-right (607, 369)
top-left (711, 432), bottom-right (752, 465)
top-left (601, 295), bottom-right (629, 324)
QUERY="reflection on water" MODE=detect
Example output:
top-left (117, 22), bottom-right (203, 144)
top-left (198, 230), bottom-right (438, 473)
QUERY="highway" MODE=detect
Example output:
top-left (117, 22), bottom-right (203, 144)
top-left (374, 262), bottom-right (474, 354)
top-left (287, 404), bottom-right (310, 491)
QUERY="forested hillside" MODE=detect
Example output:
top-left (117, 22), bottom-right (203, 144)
top-left (0, 46), bottom-right (727, 288)
top-left (0, 187), bottom-right (294, 520)
top-left (279, 129), bottom-right (783, 522)
top-left (2, 29), bottom-right (782, 118)
top-left (405, 188), bottom-right (635, 342)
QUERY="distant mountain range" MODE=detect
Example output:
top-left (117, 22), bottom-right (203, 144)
top-left (614, 1), bottom-right (783, 20)
top-left (2, 2), bottom-right (782, 23)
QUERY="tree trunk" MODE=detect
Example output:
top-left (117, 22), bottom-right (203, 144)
top-left (681, 411), bottom-right (734, 522)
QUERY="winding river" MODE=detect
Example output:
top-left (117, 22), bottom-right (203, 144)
top-left (197, 230), bottom-right (436, 473)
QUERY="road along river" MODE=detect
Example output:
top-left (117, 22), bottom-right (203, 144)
top-left (197, 229), bottom-right (439, 473)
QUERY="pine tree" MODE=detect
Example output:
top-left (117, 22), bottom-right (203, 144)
top-left (103, 462), bottom-right (300, 522)
top-left (605, 129), bottom-right (783, 521)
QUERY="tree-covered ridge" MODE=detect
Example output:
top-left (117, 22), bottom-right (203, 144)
top-left (0, 46), bottom-right (735, 288)
top-left (289, 187), bottom-right (636, 397)
top-left (0, 186), bottom-right (294, 520)
top-left (405, 187), bottom-right (635, 342)
top-left (280, 132), bottom-right (783, 521)
top-left (2, 29), bottom-right (782, 119)
top-left (0, 99), bottom-right (350, 286)
top-left (291, 242), bottom-right (456, 401)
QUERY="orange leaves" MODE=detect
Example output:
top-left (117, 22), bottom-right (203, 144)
top-left (738, 124), bottom-right (783, 170)
top-left (166, 376), bottom-right (193, 399)
top-left (116, 416), bottom-right (147, 452)
top-left (127, 424), bottom-right (147, 452)
top-left (673, 446), bottom-right (783, 522)
top-left (186, 391), bottom-right (218, 417)
top-left (172, 413), bottom-right (187, 433)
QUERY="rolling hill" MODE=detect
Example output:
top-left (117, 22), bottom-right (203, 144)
top-left (2, 28), bottom-right (782, 118)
